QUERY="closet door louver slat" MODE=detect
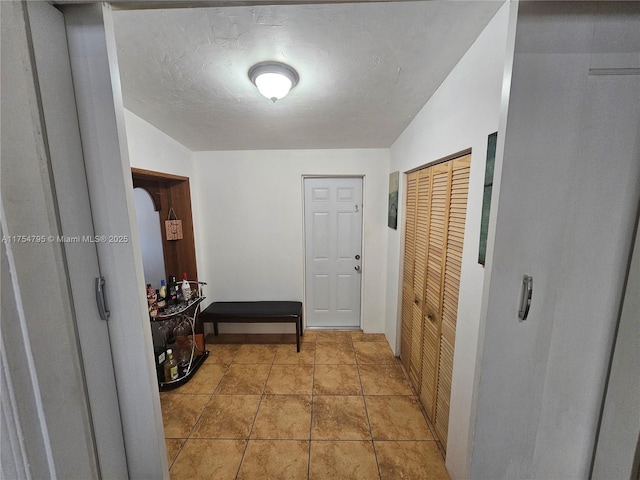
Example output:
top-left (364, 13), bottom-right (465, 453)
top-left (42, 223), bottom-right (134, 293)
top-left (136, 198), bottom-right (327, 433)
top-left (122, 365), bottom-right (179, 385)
top-left (441, 160), bottom-right (469, 347)
top-left (433, 156), bottom-right (470, 451)
top-left (420, 163), bottom-right (448, 421)
top-left (409, 169), bottom-right (431, 390)
top-left (420, 316), bottom-right (439, 416)
top-left (434, 336), bottom-right (454, 446)
top-left (400, 173), bottom-right (418, 372)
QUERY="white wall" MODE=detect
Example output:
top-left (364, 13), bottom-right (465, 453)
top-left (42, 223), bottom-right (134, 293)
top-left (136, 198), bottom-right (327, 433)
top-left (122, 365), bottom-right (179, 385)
top-left (125, 109), bottom-right (194, 178)
top-left (192, 149), bottom-right (390, 334)
top-left (386, 4), bottom-right (511, 479)
top-left (470, 3), bottom-right (640, 479)
top-left (592, 217), bottom-right (640, 479)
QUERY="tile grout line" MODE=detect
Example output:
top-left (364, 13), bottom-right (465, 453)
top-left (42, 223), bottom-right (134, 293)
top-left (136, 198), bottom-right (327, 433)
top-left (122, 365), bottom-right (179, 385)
top-left (356, 340), bottom-right (384, 480)
top-left (163, 391), bottom-right (189, 473)
top-left (166, 352), bottom-right (234, 474)
top-left (394, 355), bottom-right (447, 464)
top-left (168, 333), bottom-right (440, 478)
top-left (312, 335), bottom-right (359, 476)
top-left (233, 348), bottom-right (276, 480)
top-left (306, 338), bottom-right (315, 480)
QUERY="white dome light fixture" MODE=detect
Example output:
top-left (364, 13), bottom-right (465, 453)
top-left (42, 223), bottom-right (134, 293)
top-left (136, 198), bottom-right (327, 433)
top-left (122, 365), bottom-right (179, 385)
top-left (248, 61), bottom-right (299, 103)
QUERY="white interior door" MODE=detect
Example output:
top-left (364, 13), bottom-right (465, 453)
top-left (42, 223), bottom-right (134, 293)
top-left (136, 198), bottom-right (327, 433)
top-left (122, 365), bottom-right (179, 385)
top-left (26, 2), bottom-right (129, 477)
top-left (64, 4), bottom-right (168, 478)
top-left (304, 177), bottom-right (363, 328)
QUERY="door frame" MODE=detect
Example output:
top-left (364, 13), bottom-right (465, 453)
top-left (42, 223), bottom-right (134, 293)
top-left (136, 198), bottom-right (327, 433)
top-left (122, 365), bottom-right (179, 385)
top-left (132, 168), bottom-right (199, 284)
top-left (302, 175), bottom-right (365, 330)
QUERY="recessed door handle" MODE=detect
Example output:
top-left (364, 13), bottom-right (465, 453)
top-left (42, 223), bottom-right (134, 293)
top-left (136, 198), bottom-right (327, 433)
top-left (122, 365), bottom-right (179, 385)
top-left (354, 265), bottom-right (361, 273)
top-left (427, 313), bottom-right (435, 322)
top-left (95, 277), bottom-right (110, 321)
top-left (518, 275), bottom-right (533, 321)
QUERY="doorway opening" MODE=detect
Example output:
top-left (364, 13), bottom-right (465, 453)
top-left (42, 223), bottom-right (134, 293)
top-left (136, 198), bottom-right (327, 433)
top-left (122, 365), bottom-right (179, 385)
top-left (131, 168), bottom-right (198, 283)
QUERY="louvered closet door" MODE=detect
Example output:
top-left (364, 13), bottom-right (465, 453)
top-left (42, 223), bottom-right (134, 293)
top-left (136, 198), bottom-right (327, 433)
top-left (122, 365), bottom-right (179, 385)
top-left (408, 169), bottom-right (431, 389)
top-left (420, 162), bottom-right (449, 420)
top-left (400, 172), bottom-right (418, 373)
top-left (433, 155), bottom-right (471, 448)
top-left (400, 154), bottom-right (470, 449)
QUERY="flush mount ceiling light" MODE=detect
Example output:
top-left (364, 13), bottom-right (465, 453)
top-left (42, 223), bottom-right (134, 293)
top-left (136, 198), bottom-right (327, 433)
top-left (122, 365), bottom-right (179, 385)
top-left (248, 61), bottom-right (299, 103)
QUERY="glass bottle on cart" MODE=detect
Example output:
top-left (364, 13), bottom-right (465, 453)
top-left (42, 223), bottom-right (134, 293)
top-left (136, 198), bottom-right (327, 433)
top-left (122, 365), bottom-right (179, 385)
top-left (164, 349), bottom-right (178, 382)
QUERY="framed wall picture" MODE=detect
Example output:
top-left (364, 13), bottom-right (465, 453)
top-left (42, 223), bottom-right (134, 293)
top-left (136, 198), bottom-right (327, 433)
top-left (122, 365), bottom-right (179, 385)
top-left (388, 171), bottom-right (399, 229)
top-left (479, 132), bottom-right (497, 265)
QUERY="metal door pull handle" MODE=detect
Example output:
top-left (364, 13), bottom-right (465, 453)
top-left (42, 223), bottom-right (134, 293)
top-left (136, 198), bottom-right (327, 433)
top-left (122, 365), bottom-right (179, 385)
top-left (518, 275), bottom-right (533, 321)
top-left (95, 277), bottom-right (110, 321)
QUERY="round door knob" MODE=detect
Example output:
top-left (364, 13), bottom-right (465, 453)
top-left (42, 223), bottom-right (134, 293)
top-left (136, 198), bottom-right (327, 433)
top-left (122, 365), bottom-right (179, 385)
top-left (354, 265), bottom-right (361, 272)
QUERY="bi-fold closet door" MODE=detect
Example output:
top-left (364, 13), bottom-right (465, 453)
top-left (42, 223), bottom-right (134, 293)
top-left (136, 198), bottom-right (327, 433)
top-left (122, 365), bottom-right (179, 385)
top-left (400, 153), bottom-right (471, 450)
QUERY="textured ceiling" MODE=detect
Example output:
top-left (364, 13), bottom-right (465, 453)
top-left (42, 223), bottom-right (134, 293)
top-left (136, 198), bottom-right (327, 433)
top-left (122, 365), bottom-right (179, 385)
top-left (112, 1), bottom-right (503, 151)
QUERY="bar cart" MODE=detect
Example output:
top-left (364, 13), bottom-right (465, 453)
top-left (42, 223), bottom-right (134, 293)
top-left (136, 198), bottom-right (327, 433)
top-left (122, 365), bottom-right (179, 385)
top-left (150, 281), bottom-right (209, 391)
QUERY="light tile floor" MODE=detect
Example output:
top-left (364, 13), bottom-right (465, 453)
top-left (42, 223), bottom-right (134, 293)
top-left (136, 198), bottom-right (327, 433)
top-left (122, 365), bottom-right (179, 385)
top-left (161, 330), bottom-right (450, 480)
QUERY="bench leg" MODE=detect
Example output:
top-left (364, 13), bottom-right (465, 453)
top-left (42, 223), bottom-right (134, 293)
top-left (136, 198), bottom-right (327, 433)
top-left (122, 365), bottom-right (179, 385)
top-left (295, 317), bottom-right (300, 352)
top-left (213, 322), bottom-right (219, 336)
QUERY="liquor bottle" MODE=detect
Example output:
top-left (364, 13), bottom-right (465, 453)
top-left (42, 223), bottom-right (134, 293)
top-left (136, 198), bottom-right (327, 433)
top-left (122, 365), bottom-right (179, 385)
top-left (164, 349), bottom-right (178, 382)
top-left (181, 272), bottom-right (191, 302)
top-left (156, 288), bottom-right (166, 312)
top-left (168, 275), bottom-right (178, 305)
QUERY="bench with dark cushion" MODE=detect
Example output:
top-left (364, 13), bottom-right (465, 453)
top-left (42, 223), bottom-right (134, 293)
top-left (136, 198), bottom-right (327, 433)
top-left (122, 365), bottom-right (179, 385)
top-left (200, 301), bottom-right (303, 352)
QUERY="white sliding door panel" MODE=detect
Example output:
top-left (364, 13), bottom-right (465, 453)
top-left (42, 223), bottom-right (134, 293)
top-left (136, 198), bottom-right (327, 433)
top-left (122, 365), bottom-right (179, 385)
top-left (26, 3), bottom-right (128, 477)
top-left (64, 4), bottom-right (168, 478)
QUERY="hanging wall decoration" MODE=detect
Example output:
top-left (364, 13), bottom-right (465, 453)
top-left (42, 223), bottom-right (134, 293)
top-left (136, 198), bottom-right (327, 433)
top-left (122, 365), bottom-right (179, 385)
top-left (388, 171), bottom-right (399, 229)
top-left (165, 207), bottom-right (183, 241)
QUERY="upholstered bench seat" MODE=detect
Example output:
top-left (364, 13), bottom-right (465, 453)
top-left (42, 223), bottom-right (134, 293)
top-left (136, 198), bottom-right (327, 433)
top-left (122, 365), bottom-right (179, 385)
top-left (200, 301), bottom-right (303, 352)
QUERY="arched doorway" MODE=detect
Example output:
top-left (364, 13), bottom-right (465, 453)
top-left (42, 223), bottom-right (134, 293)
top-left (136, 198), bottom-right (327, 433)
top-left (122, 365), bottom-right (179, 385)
top-left (131, 168), bottom-right (198, 284)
